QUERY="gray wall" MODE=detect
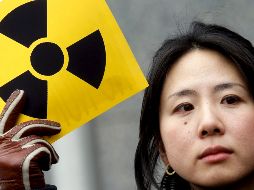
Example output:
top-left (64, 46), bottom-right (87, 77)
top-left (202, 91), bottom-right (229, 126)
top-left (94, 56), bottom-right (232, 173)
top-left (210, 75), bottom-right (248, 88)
top-left (46, 1), bottom-right (254, 189)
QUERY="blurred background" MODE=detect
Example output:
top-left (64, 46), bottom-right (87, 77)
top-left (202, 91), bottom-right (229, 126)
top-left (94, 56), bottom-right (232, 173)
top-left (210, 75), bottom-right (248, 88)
top-left (45, 0), bottom-right (254, 189)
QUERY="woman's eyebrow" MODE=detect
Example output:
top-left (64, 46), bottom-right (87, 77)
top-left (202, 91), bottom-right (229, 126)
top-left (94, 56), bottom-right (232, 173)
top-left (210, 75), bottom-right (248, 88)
top-left (167, 83), bottom-right (246, 100)
top-left (214, 82), bottom-right (246, 92)
top-left (168, 89), bottom-right (197, 99)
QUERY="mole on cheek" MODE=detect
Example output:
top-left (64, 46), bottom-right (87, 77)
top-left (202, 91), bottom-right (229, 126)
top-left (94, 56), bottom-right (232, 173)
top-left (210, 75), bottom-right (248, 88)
top-left (184, 121), bottom-right (188, 125)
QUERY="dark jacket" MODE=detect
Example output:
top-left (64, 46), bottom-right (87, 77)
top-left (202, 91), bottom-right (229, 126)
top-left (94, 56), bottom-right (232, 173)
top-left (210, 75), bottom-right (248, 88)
top-left (33, 184), bottom-right (57, 190)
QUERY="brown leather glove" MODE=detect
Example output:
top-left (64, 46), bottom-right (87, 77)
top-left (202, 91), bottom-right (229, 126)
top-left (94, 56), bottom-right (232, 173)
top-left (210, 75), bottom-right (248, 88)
top-left (0, 90), bottom-right (61, 190)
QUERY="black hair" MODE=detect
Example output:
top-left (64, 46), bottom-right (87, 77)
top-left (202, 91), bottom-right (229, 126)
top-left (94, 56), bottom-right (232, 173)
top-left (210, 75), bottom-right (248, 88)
top-left (134, 21), bottom-right (254, 190)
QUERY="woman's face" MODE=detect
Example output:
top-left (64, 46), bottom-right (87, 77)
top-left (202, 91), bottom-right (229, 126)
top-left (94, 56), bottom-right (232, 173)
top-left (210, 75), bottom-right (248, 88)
top-left (159, 49), bottom-right (254, 189)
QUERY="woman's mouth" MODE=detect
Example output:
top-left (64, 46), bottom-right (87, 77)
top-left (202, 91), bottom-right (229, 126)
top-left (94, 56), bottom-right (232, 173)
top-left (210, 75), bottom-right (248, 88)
top-left (198, 145), bottom-right (233, 163)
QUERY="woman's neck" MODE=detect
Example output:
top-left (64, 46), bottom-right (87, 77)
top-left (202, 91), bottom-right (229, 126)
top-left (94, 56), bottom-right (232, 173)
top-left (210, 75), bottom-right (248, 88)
top-left (190, 172), bottom-right (254, 190)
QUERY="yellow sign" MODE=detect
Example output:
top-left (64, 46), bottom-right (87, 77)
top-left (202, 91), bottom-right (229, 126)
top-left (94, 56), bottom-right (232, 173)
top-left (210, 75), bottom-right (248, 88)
top-left (0, 0), bottom-right (148, 142)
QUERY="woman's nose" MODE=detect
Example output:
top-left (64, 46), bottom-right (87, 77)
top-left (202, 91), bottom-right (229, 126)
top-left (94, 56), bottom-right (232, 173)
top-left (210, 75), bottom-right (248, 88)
top-left (197, 105), bottom-right (225, 138)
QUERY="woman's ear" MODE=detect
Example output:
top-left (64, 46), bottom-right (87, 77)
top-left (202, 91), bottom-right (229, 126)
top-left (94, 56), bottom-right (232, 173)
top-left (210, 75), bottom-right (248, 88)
top-left (159, 142), bottom-right (169, 165)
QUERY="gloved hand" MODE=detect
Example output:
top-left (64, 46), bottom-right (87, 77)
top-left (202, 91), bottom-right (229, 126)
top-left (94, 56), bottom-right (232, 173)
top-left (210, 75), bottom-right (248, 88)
top-left (0, 90), bottom-right (61, 190)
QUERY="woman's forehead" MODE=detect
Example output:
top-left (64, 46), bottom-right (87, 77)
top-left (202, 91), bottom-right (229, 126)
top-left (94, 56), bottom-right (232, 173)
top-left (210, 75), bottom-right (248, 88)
top-left (162, 49), bottom-right (246, 94)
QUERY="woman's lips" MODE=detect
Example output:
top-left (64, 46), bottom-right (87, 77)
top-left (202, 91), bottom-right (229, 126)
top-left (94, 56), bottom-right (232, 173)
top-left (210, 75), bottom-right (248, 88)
top-left (198, 145), bottom-right (233, 163)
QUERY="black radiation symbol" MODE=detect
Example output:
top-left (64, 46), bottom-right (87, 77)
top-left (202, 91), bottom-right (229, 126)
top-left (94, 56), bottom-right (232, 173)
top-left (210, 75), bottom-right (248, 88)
top-left (0, 0), bottom-right (106, 119)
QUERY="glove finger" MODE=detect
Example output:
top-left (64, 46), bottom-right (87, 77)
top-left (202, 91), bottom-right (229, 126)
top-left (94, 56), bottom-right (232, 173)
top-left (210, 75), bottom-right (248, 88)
top-left (0, 90), bottom-right (24, 134)
top-left (22, 144), bottom-right (53, 190)
top-left (24, 144), bottom-right (56, 171)
top-left (20, 135), bottom-right (59, 164)
top-left (5, 119), bottom-right (61, 139)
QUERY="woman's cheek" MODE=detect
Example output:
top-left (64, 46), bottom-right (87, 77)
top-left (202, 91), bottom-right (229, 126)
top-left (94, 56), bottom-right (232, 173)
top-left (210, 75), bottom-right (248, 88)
top-left (229, 111), bottom-right (254, 144)
top-left (160, 119), bottom-right (192, 160)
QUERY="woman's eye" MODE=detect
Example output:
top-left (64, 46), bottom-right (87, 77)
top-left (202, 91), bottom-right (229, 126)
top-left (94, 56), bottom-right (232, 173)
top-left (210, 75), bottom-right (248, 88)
top-left (173, 103), bottom-right (194, 113)
top-left (221, 95), bottom-right (241, 105)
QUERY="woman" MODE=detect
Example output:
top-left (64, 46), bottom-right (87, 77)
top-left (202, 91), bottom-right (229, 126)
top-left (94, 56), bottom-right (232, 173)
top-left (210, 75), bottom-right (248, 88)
top-left (135, 22), bottom-right (254, 190)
